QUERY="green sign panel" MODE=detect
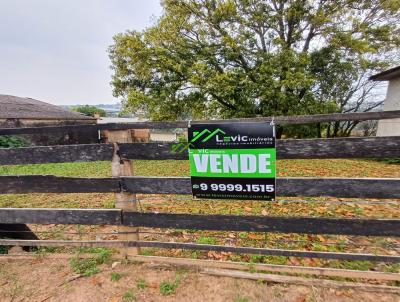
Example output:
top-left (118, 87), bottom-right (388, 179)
top-left (188, 122), bottom-right (276, 200)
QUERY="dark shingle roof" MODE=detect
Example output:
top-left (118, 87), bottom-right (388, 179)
top-left (0, 94), bottom-right (94, 120)
top-left (370, 66), bottom-right (400, 81)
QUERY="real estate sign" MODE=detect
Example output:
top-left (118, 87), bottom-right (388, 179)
top-left (188, 123), bottom-right (276, 200)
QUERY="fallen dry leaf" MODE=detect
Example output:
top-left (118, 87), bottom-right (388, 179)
top-left (295, 296), bottom-right (307, 302)
top-left (108, 296), bottom-right (120, 302)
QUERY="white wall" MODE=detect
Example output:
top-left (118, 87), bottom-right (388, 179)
top-left (377, 77), bottom-right (400, 136)
top-left (150, 132), bottom-right (177, 142)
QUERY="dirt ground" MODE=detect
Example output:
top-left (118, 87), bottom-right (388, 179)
top-left (0, 257), bottom-right (399, 302)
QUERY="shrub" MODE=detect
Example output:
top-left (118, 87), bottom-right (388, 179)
top-left (71, 105), bottom-right (106, 117)
top-left (0, 135), bottom-right (28, 148)
top-left (110, 272), bottom-right (122, 281)
top-left (69, 248), bottom-right (112, 276)
top-left (122, 290), bottom-right (136, 301)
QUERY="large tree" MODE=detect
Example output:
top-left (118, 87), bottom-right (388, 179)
top-left (109, 0), bottom-right (399, 136)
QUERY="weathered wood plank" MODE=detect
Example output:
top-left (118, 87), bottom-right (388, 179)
top-left (0, 124), bottom-right (100, 135)
top-left (0, 175), bottom-right (399, 198)
top-left (0, 208), bottom-right (399, 236)
top-left (0, 142), bottom-right (183, 165)
top-left (118, 143), bottom-right (186, 160)
top-left (129, 255), bottom-right (400, 281)
top-left (108, 131), bottom-right (140, 256)
top-left (120, 176), bottom-right (400, 198)
top-left (1, 136), bottom-right (399, 165)
top-left (1, 110), bottom-right (399, 134)
top-left (276, 177), bottom-right (400, 199)
top-left (0, 239), bottom-right (399, 262)
top-left (0, 144), bottom-right (114, 165)
top-left (121, 177), bottom-right (190, 194)
top-left (121, 212), bottom-right (400, 237)
top-left (202, 269), bottom-right (400, 294)
top-left (0, 208), bottom-right (122, 225)
top-left (0, 239), bottom-right (125, 247)
top-left (130, 241), bottom-right (400, 262)
top-left (119, 136), bottom-right (400, 159)
top-left (276, 136), bottom-right (400, 159)
top-left (0, 175), bottom-right (120, 193)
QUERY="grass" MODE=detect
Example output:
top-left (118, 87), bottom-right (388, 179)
top-left (159, 273), bottom-right (182, 296)
top-left (197, 236), bottom-right (218, 245)
top-left (159, 280), bottom-right (179, 296)
top-left (0, 246), bottom-right (9, 254)
top-left (235, 296), bottom-right (249, 302)
top-left (69, 248), bottom-right (112, 276)
top-left (69, 257), bottom-right (100, 277)
top-left (111, 272), bottom-right (122, 281)
top-left (140, 248), bottom-right (156, 256)
top-left (328, 260), bottom-right (375, 271)
top-left (137, 278), bottom-right (147, 290)
top-left (122, 290), bottom-right (136, 301)
top-left (1, 159), bottom-right (399, 272)
top-left (0, 161), bottom-right (111, 178)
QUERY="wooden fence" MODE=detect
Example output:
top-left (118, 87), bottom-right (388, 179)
top-left (0, 110), bottom-right (400, 263)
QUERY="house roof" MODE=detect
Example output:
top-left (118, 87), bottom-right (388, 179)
top-left (370, 66), bottom-right (400, 81)
top-left (0, 94), bottom-right (94, 120)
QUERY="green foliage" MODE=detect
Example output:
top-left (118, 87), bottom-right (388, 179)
top-left (159, 280), bottom-right (178, 295)
top-left (370, 158), bottom-right (400, 165)
top-left (196, 236), bottom-right (217, 245)
top-left (249, 255), bottom-right (264, 264)
top-left (0, 136), bottom-right (28, 148)
top-left (69, 257), bottom-right (100, 277)
top-left (122, 290), bottom-right (136, 301)
top-left (384, 263), bottom-right (400, 273)
top-left (0, 161), bottom-right (111, 178)
top-left (71, 105), bottom-right (106, 117)
top-left (235, 296), bottom-right (249, 302)
top-left (69, 248), bottom-right (112, 276)
top-left (329, 260), bottom-right (374, 271)
top-left (139, 248), bottom-right (156, 256)
top-left (159, 274), bottom-right (182, 296)
top-left (137, 278), bottom-right (147, 290)
top-left (177, 134), bottom-right (187, 143)
top-left (110, 272), bottom-right (122, 281)
top-left (35, 247), bottom-right (59, 254)
top-left (109, 0), bottom-right (399, 137)
top-left (76, 247), bottom-right (113, 254)
top-left (0, 246), bottom-right (9, 254)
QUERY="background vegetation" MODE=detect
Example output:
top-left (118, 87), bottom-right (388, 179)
top-left (0, 136), bottom-right (28, 148)
top-left (109, 0), bottom-right (400, 137)
top-left (71, 105), bottom-right (106, 117)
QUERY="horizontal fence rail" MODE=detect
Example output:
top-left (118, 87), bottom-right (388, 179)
top-left (1, 110), bottom-right (400, 135)
top-left (0, 175), bottom-right (399, 198)
top-left (0, 208), bottom-right (121, 225)
top-left (0, 136), bottom-right (399, 165)
top-left (0, 143), bottom-right (115, 165)
top-left (1, 208), bottom-right (400, 237)
top-left (0, 239), bottom-right (399, 262)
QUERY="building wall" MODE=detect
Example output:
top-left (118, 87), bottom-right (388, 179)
top-left (377, 77), bottom-right (400, 136)
top-left (0, 118), bottom-right (98, 146)
top-left (150, 132), bottom-right (177, 142)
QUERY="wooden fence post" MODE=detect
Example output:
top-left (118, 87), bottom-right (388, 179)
top-left (105, 129), bottom-right (142, 257)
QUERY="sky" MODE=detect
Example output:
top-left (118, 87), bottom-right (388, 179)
top-left (0, 0), bottom-right (162, 105)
